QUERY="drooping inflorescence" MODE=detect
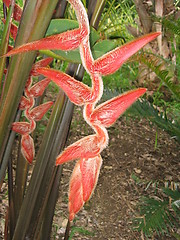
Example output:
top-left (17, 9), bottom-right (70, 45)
top-left (11, 58), bottom-right (54, 163)
top-left (3, 1), bottom-right (54, 163)
top-left (3, 0), bottom-right (160, 220)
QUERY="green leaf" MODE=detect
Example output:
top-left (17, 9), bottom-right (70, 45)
top-left (46, 19), bottom-right (79, 36)
top-left (163, 188), bottom-right (180, 201)
top-left (92, 39), bottom-right (117, 59)
top-left (52, 49), bottom-right (81, 63)
top-left (69, 226), bottom-right (94, 240)
top-left (133, 193), bottom-right (180, 238)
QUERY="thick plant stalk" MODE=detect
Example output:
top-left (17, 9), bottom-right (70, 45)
top-left (155, 0), bottom-right (163, 55)
top-left (0, 1), bottom-right (14, 88)
top-left (134, 0), bottom-right (152, 33)
top-left (14, 149), bottom-right (29, 221)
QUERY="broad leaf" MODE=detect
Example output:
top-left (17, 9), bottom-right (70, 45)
top-left (92, 39), bottom-right (117, 59)
top-left (49, 39), bottom-right (116, 63)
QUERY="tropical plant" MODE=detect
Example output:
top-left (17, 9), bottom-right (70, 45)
top-left (133, 186), bottom-right (180, 239)
top-left (0, 0), bottom-right (159, 239)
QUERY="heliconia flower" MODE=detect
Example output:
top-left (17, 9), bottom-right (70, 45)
top-left (91, 32), bottom-right (161, 76)
top-left (34, 0), bottom-right (159, 222)
top-left (12, 59), bottom-right (54, 163)
top-left (69, 155), bottom-right (102, 221)
top-left (21, 134), bottom-right (35, 164)
top-left (4, 28), bottom-right (87, 57)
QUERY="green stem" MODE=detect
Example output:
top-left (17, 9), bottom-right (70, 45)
top-left (7, 160), bottom-right (15, 240)
top-left (0, 110), bottom-right (21, 184)
top-left (0, 4), bottom-right (13, 92)
top-left (14, 148), bottom-right (29, 222)
top-left (35, 167), bottom-right (63, 240)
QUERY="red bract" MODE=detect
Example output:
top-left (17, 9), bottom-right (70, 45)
top-left (21, 134), bottom-right (35, 164)
top-left (92, 32), bottom-right (160, 75)
top-left (12, 122), bottom-right (33, 135)
top-left (30, 102), bottom-right (53, 121)
top-left (6, 0), bottom-right (160, 221)
top-left (19, 96), bottom-right (30, 110)
top-left (3, 0), bottom-right (10, 7)
top-left (69, 155), bottom-right (102, 221)
top-left (4, 28), bottom-right (87, 57)
top-left (29, 78), bottom-right (51, 98)
top-left (87, 88), bottom-right (147, 128)
top-left (13, 4), bottom-right (22, 22)
top-left (56, 128), bottom-right (108, 165)
top-left (36, 68), bottom-right (103, 105)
